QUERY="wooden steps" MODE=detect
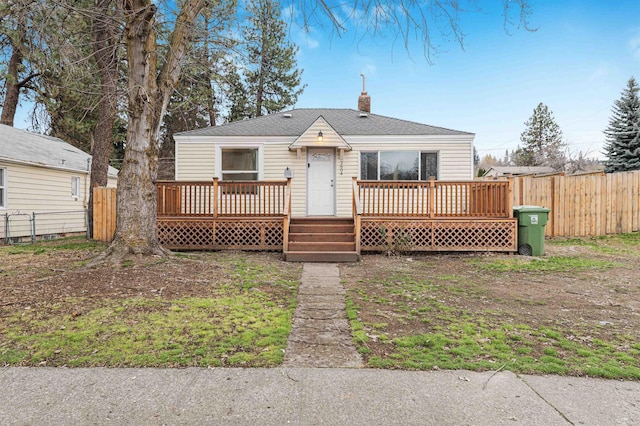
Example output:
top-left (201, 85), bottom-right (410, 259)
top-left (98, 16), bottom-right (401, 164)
top-left (284, 218), bottom-right (359, 262)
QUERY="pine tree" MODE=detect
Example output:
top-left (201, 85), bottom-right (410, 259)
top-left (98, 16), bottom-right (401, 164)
top-left (518, 102), bottom-right (567, 171)
top-left (603, 77), bottom-right (640, 173)
top-left (243, 0), bottom-right (305, 118)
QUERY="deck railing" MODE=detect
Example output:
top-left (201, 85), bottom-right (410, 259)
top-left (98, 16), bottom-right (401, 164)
top-left (157, 178), bottom-right (289, 217)
top-left (356, 179), bottom-right (513, 218)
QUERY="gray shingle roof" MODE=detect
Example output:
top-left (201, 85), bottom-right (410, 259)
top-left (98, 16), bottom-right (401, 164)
top-left (176, 108), bottom-right (473, 137)
top-left (0, 124), bottom-right (118, 176)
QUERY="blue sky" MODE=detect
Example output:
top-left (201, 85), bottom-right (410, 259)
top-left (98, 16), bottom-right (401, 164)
top-left (289, 0), bottom-right (640, 160)
top-left (10, 1), bottom-right (639, 161)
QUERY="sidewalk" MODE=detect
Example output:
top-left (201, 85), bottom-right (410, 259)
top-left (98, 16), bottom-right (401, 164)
top-left (1, 366), bottom-right (638, 425)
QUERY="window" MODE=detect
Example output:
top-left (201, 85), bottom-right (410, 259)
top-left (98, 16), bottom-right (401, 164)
top-left (71, 176), bottom-right (80, 198)
top-left (421, 152), bottom-right (438, 180)
top-left (360, 151), bottom-right (438, 180)
top-left (221, 148), bottom-right (258, 181)
top-left (360, 152), bottom-right (378, 180)
top-left (0, 168), bottom-right (6, 208)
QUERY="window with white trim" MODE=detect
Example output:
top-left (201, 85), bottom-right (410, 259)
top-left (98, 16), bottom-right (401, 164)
top-left (0, 167), bottom-right (6, 208)
top-left (71, 176), bottom-right (80, 198)
top-left (221, 148), bottom-right (259, 181)
top-left (360, 151), bottom-right (438, 180)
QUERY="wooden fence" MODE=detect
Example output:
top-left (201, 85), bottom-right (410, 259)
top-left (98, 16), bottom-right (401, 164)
top-left (485, 171), bottom-right (640, 237)
top-left (93, 187), bottom-right (117, 242)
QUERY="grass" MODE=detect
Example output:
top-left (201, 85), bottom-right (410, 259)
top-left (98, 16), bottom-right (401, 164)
top-left (4, 236), bottom-right (104, 255)
top-left (364, 315), bottom-right (640, 379)
top-left (474, 256), bottom-right (620, 273)
top-left (548, 232), bottom-right (640, 255)
top-left (1, 294), bottom-right (294, 367)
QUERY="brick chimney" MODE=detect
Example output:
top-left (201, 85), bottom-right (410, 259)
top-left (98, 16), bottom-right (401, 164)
top-left (358, 74), bottom-right (371, 113)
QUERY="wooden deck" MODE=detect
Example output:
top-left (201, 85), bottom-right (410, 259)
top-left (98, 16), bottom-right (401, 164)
top-left (155, 178), bottom-right (517, 257)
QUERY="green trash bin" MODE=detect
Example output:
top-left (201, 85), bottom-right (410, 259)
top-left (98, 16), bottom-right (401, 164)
top-left (513, 206), bottom-right (550, 256)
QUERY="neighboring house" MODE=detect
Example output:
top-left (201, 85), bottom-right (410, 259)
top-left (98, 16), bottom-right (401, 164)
top-left (482, 166), bottom-right (556, 178)
top-left (174, 95), bottom-right (475, 218)
top-left (0, 124), bottom-right (118, 241)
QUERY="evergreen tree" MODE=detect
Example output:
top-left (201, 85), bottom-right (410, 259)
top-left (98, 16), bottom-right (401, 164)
top-left (518, 102), bottom-right (566, 171)
top-left (243, 0), bottom-right (305, 118)
top-left (603, 77), bottom-right (640, 173)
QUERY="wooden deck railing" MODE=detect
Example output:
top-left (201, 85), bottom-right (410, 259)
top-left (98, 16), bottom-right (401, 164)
top-left (282, 178), bottom-right (292, 252)
top-left (157, 178), bottom-right (289, 217)
top-left (352, 177), bottom-right (362, 254)
top-left (356, 179), bottom-right (513, 218)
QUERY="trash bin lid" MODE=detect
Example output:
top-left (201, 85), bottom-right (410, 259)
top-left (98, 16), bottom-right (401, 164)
top-left (513, 205), bottom-right (550, 213)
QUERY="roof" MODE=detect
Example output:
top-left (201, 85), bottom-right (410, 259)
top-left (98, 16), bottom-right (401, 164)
top-left (485, 166), bottom-right (556, 176)
top-left (176, 108), bottom-right (473, 137)
top-left (0, 124), bottom-right (118, 177)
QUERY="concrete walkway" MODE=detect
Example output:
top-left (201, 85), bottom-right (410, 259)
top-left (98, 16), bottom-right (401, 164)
top-left (283, 263), bottom-right (362, 368)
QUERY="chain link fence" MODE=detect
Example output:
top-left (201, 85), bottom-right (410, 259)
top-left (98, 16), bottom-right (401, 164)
top-left (1, 210), bottom-right (88, 244)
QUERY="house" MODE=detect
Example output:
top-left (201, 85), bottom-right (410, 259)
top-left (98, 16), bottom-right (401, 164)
top-left (174, 93), bottom-right (475, 219)
top-left (162, 94), bottom-right (518, 261)
top-left (0, 124), bottom-right (118, 242)
top-left (482, 166), bottom-right (556, 178)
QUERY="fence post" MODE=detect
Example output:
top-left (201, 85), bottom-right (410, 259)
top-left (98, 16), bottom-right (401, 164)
top-left (213, 177), bottom-right (219, 218)
top-left (429, 177), bottom-right (436, 218)
top-left (31, 212), bottom-right (36, 243)
top-left (85, 208), bottom-right (90, 239)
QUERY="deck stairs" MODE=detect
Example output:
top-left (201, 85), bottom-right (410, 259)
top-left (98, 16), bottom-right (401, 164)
top-left (284, 218), bottom-right (360, 262)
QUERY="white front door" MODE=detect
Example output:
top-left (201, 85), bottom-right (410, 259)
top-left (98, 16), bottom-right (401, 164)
top-left (307, 148), bottom-right (336, 216)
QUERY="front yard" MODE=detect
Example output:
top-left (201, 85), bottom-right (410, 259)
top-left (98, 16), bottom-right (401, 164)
top-left (341, 233), bottom-right (640, 379)
top-left (1, 233), bottom-right (639, 378)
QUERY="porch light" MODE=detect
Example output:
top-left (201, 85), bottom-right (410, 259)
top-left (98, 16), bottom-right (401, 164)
top-left (317, 131), bottom-right (323, 142)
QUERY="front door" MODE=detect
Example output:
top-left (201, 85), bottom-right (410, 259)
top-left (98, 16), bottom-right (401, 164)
top-left (307, 148), bottom-right (336, 216)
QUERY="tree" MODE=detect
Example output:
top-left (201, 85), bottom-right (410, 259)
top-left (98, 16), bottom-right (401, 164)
top-left (0, 0), bottom-right (43, 127)
top-left (603, 77), bottom-right (640, 173)
top-left (243, 0), bottom-right (305, 117)
top-left (97, 0), bottom-right (207, 260)
top-left (87, 0), bottom-right (122, 237)
top-left (518, 102), bottom-right (566, 171)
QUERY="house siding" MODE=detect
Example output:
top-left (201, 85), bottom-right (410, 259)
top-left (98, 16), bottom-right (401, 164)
top-left (1, 162), bottom-right (92, 238)
top-left (176, 141), bottom-right (216, 181)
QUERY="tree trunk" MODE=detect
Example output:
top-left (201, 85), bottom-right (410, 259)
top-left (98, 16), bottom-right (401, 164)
top-left (101, 0), bottom-right (206, 261)
top-left (0, 40), bottom-right (23, 127)
top-left (88, 0), bottom-right (119, 239)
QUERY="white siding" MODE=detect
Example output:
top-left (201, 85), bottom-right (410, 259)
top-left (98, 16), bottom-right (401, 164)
top-left (176, 142), bottom-right (216, 181)
top-left (263, 143), bottom-right (306, 216)
top-left (1, 161), bottom-right (91, 238)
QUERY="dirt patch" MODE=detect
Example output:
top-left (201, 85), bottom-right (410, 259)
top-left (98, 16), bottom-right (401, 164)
top-left (0, 244), bottom-right (298, 315)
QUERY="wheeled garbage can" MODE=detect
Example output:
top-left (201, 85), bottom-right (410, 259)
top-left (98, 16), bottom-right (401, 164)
top-left (513, 206), bottom-right (550, 256)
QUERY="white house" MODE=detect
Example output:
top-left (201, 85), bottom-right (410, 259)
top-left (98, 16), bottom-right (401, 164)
top-left (174, 94), bottom-right (475, 219)
top-left (0, 124), bottom-right (118, 241)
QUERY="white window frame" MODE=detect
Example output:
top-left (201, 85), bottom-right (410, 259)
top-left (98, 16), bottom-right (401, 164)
top-left (71, 176), bottom-right (80, 199)
top-left (0, 167), bottom-right (6, 209)
top-left (216, 145), bottom-right (264, 180)
top-left (358, 150), bottom-right (439, 180)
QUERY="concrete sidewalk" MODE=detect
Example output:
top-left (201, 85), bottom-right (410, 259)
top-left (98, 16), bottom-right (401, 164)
top-left (1, 366), bottom-right (638, 425)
